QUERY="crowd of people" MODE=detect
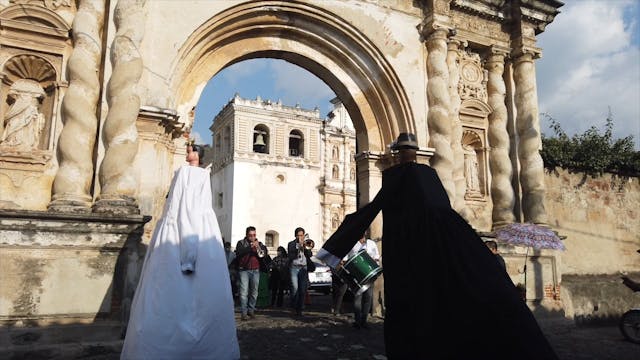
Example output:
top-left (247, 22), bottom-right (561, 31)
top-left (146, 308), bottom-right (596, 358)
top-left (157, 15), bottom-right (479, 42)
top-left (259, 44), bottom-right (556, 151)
top-left (120, 133), bottom-right (559, 360)
top-left (222, 226), bottom-right (377, 327)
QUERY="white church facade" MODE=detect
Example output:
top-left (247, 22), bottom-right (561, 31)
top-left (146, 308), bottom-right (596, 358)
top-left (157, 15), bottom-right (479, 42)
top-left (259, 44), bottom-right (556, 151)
top-left (209, 94), bottom-right (356, 250)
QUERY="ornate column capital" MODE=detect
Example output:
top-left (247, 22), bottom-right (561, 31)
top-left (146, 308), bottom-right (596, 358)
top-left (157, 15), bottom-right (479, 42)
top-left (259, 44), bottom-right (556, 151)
top-left (511, 38), bottom-right (542, 62)
top-left (486, 45), bottom-right (510, 60)
top-left (421, 24), bottom-right (454, 43)
top-left (138, 105), bottom-right (184, 139)
top-left (447, 37), bottom-right (467, 52)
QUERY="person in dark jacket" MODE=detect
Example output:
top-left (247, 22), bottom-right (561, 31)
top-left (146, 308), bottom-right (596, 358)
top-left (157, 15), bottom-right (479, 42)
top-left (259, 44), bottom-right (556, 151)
top-left (269, 246), bottom-right (289, 307)
top-left (235, 226), bottom-right (268, 320)
top-left (287, 227), bottom-right (314, 316)
top-left (316, 133), bottom-right (558, 359)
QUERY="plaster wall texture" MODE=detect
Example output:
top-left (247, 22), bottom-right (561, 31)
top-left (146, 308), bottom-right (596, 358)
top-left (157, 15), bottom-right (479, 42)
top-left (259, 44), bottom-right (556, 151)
top-left (544, 169), bottom-right (640, 275)
top-left (227, 161), bottom-right (322, 249)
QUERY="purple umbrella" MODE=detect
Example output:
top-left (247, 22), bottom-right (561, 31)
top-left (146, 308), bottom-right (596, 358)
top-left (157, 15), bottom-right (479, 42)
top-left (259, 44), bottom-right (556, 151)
top-left (494, 223), bottom-right (565, 251)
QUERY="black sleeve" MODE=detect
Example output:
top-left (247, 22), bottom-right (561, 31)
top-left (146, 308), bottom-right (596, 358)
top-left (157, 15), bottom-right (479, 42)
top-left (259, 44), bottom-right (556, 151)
top-left (287, 241), bottom-right (298, 263)
top-left (320, 191), bottom-right (383, 259)
top-left (235, 240), bottom-right (252, 258)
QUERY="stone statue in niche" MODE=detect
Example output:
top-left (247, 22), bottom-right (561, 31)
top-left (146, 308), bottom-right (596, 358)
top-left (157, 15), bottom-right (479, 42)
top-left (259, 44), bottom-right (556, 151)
top-left (1, 79), bottom-right (46, 151)
top-left (463, 144), bottom-right (481, 194)
top-left (331, 213), bottom-right (340, 229)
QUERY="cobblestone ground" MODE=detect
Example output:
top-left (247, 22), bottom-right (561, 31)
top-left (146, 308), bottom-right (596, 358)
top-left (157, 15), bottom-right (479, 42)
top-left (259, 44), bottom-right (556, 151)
top-left (235, 292), bottom-right (639, 360)
top-left (85, 292), bottom-right (638, 359)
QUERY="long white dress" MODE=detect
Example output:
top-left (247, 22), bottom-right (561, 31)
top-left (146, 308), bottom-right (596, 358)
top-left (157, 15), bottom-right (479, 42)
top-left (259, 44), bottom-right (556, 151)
top-left (121, 165), bottom-right (240, 360)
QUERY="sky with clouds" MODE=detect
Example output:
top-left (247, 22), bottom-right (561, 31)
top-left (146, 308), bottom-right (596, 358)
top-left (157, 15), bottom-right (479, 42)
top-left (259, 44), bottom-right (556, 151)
top-left (194, 0), bottom-right (639, 148)
top-left (536, 0), bottom-right (639, 146)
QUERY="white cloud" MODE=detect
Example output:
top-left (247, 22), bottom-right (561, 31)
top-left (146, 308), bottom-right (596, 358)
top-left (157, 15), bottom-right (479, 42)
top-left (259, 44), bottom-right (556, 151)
top-left (269, 60), bottom-right (335, 110)
top-left (221, 59), bottom-right (268, 86)
top-left (191, 130), bottom-right (205, 145)
top-left (536, 0), bottom-right (640, 145)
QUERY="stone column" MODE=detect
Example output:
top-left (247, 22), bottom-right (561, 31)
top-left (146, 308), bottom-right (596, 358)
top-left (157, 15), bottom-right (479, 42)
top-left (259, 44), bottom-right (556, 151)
top-left (512, 49), bottom-right (547, 225)
top-left (425, 28), bottom-right (455, 201)
top-left (355, 151), bottom-right (387, 317)
top-left (94, 0), bottom-right (147, 215)
top-left (354, 152), bottom-right (386, 238)
top-left (447, 38), bottom-right (470, 219)
top-left (486, 48), bottom-right (516, 228)
top-left (49, 0), bottom-right (106, 212)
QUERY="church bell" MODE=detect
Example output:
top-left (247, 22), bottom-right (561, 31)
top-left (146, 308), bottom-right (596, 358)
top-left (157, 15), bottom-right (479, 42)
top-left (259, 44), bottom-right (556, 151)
top-left (254, 134), bottom-right (266, 147)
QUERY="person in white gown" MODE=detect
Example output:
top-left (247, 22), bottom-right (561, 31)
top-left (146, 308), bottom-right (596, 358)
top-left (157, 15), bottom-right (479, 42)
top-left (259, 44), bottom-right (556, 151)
top-left (121, 144), bottom-right (240, 360)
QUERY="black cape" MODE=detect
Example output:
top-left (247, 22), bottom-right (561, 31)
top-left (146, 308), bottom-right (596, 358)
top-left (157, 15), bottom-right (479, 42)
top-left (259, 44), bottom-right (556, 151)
top-left (322, 162), bottom-right (558, 359)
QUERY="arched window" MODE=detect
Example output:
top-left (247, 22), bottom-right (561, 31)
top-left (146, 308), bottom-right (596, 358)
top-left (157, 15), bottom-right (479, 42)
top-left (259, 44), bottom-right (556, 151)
top-left (253, 124), bottom-right (269, 154)
top-left (289, 130), bottom-right (303, 157)
top-left (350, 167), bottom-right (356, 181)
top-left (332, 165), bottom-right (339, 179)
top-left (332, 146), bottom-right (339, 160)
top-left (224, 126), bottom-right (231, 152)
top-left (265, 230), bottom-right (279, 248)
top-left (215, 134), bottom-right (221, 154)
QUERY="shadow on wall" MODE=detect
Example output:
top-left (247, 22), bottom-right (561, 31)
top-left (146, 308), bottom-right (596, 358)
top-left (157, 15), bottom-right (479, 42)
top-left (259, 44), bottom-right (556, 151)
top-left (101, 228), bottom-right (150, 337)
top-left (0, 227), bottom-right (149, 360)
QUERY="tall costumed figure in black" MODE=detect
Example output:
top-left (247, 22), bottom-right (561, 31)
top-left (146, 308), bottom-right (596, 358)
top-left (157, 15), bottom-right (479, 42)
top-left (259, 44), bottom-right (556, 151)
top-left (316, 133), bottom-right (558, 359)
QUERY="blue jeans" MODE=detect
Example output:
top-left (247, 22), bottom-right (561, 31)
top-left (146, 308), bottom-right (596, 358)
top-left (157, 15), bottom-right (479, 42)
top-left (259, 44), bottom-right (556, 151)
top-left (289, 266), bottom-right (308, 312)
top-left (239, 269), bottom-right (260, 315)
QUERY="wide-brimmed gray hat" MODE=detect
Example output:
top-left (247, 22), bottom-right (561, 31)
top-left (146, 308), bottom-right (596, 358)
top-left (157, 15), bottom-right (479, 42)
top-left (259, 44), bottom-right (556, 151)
top-left (391, 132), bottom-right (419, 150)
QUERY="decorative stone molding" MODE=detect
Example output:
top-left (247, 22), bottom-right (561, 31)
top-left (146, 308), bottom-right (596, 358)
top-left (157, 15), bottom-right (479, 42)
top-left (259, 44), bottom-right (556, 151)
top-left (451, 0), bottom-right (507, 21)
top-left (458, 49), bottom-right (488, 102)
top-left (94, 0), bottom-right (147, 216)
top-left (49, 0), bottom-right (106, 213)
top-left (138, 105), bottom-right (183, 140)
top-left (9, 0), bottom-right (72, 11)
top-left (3, 55), bottom-right (57, 87)
top-left (517, 0), bottom-right (563, 34)
top-left (0, 4), bottom-right (70, 54)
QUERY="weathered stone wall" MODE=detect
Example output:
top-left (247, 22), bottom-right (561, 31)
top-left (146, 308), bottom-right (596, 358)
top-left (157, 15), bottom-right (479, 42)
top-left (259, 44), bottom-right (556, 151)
top-left (545, 168), bottom-right (640, 275)
top-left (544, 168), bottom-right (640, 321)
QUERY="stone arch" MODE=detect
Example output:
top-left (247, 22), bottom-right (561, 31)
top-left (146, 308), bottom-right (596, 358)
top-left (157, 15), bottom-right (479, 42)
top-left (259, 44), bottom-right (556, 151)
top-left (170, 0), bottom-right (415, 153)
top-left (460, 98), bottom-right (492, 121)
top-left (253, 123), bottom-right (270, 154)
top-left (0, 4), bottom-right (71, 31)
top-left (288, 129), bottom-right (304, 157)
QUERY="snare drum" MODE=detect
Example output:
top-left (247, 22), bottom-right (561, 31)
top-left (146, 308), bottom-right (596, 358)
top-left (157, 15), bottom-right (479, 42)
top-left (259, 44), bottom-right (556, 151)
top-left (337, 249), bottom-right (383, 295)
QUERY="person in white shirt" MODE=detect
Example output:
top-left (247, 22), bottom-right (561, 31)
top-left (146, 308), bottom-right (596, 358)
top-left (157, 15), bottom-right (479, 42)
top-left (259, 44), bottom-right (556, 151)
top-left (346, 234), bottom-right (380, 329)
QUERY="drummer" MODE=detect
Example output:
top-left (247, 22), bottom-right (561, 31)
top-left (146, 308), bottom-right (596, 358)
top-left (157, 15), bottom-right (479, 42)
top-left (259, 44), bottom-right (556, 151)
top-left (345, 234), bottom-right (380, 329)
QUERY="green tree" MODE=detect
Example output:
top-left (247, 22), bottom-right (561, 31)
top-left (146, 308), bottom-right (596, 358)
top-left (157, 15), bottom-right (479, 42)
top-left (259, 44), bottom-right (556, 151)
top-left (540, 112), bottom-right (639, 177)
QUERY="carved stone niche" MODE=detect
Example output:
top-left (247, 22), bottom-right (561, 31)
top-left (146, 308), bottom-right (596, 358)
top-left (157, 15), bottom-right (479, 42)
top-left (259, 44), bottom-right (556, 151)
top-left (460, 98), bottom-right (492, 202)
top-left (0, 55), bottom-right (57, 167)
top-left (0, 5), bottom-right (70, 211)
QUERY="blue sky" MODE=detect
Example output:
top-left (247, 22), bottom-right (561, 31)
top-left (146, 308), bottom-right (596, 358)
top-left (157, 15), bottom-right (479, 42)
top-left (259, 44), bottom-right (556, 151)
top-left (193, 0), bottom-right (639, 148)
